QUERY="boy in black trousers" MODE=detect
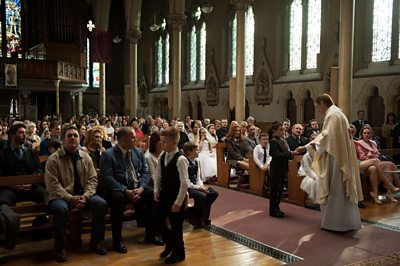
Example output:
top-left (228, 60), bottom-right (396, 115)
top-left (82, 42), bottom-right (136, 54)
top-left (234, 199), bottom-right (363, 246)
top-left (183, 141), bottom-right (218, 228)
top-left (154, 127), bottom-right (188, 264)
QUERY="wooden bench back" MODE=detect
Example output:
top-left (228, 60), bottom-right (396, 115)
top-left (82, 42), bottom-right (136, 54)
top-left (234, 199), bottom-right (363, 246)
top-left (286, 155), bottom-right (306, 206)
top-left (248, 155), bottom-right (265, 196)
top-left (216, 142), bottom-right (231, 188)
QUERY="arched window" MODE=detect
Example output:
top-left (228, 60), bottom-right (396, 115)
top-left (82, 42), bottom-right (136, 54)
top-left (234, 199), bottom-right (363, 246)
top-left (371, 0), bottom-right (394, 62)
top-left (2, 0), bottom-right (23, 58)
top-left (188, 6), bottom-right (206, 83)
top-left (288, 0), bottom-right (321, 71)
top-left (231, 5), bottom-right (254, 77)
top-left (86, 38), bottom-right (100, 88)
top-left (155, 19), bottom-right (169, 86)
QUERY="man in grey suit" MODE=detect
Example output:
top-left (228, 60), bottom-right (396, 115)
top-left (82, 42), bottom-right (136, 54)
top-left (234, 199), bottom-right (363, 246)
top-left (99, 127), bottom-right (162, 254)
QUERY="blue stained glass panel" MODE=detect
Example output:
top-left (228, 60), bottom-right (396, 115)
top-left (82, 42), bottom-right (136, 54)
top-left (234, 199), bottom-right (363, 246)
top-left (190, 26), bottom-right (197, 82)
top-left (6, 0), bottom-right (22, 56)
top-left (306, 0), bottom-right (321, 69)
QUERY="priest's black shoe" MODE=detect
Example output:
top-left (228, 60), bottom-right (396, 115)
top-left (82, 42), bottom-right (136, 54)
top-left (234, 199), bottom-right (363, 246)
top-left (144, 236), bottom-right (164, 246)
top-left (113, 242), bottom-right (128, 254)
top-left (159, 247), bottom-right (172, 258)
top-left (269, 211), bottom-right (284, 218)
top-left (55, 248), bottom-right (67, 263)
top-left (358, 202), bottom-right (366, 208)
top-left (164, 253), bottom-right (185, 264)
top-left (90, 241), bottom-right (108, 255)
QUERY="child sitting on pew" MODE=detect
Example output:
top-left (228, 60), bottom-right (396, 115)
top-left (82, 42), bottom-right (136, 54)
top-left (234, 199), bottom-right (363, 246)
top-left (183, 141), bottom-right (219, 228)
top-left (298, 133), bottom-right (320, 210)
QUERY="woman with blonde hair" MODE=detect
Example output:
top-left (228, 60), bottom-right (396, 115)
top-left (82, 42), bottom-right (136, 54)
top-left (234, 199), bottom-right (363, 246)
top-left (82, 127), bottom-right (105, 169)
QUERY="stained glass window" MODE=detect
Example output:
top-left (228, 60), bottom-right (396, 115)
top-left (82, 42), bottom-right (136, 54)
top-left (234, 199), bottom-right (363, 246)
top-left (86, 38), bottom-right (100, 88)
top-left (289, 0), bottom-right (321, 71)
top-left (245, 6), bottom-right (254, 76)
top-left (188, 6), bottom-right (206, 83)
top-left (5, 0), bottom-right (22, 57)
top-left (231, 6), bottom-right (254, 77)
top-left (199, 23), bottom-right (206, 81)
top-left (231, 14), bottom-right (237, 77)
top-left (156, 38), bottom-right (162, 85)
top-left (289, 0), bottom-right (303, 71)
top-left (372, 0), bottom-right (392, 62)
top-left (190, 26), bottom-right (197, 82)
top-left (164, 33), bottom-right (169, 85)
top-left (154, 19), bottom-right (169, 86)
top-left (306, 0), bottom-right (321, 69)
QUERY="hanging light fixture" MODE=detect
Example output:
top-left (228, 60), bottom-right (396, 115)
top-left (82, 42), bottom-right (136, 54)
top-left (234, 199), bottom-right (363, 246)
top-left (201, 1), bottom-right (213, 14)
top-left (149, 12), bottom-right (160, 32)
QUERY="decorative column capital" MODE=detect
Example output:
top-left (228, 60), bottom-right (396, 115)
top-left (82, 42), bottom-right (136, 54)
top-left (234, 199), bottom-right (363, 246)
top-left (167, 13), bottom-right (186, 31)
top-left (126, 29), bottom-right (142, 44)
top-left (230, 0), bottom-right (254, 11)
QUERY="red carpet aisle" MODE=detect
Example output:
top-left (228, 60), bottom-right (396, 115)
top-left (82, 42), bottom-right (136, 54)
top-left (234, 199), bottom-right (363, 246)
top-left (208, 186), bottom-right (400, 265)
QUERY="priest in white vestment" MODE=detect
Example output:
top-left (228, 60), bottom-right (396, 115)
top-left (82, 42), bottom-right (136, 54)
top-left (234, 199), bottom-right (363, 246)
top-left (301, 94), bottom-right (363, 232)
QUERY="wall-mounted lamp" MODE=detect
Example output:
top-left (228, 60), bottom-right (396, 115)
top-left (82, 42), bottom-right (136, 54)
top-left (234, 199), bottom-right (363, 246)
top-left (201, 1), bottom-right (213, 14)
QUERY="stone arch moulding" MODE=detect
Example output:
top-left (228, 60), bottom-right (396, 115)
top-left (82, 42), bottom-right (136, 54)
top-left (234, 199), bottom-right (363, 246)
top-left (206, 50), bottom-right (220, 106)
top-left (277, 85), bottom-right (295, 119)
top-left (254, 38), bottom-right (273, 106)
top-left (358, 78), bottom-right (385, 110)
top-left (139, 71), bottom-right (148, 107)
top-left (386, 77), bottom-right (400, 111)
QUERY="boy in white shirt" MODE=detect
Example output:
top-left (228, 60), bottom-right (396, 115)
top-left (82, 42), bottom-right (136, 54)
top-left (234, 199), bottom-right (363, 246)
top-left (183, 141), bottom-right (219, 228)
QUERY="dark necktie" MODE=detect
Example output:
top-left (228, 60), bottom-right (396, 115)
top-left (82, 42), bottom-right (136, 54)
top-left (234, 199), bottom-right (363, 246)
top-left (298, 137), bottom-right (302, 145)
top-left (360, 120), bottom-right (364, 126)
top-left (263, 147), bottom-right (267, 164)
top-left (71, 155), bottom-right (84, 195)
top-left (125, 152), bottom-right (138, 188)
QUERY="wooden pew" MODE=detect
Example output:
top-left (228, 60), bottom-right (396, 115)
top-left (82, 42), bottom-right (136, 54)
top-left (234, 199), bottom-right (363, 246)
top-left (285, 155), bottom-right (306, 206)
top-left (215, 142), bottom-right (233, 188)
top-left (248, 155), bottom-right (266, 196)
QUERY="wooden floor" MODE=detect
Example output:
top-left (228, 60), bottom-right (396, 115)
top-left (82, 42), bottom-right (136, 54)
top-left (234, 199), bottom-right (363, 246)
top-left (0, 221), bottom-right (283, 266)
top-left (1, 194), bottom-right (399, 266)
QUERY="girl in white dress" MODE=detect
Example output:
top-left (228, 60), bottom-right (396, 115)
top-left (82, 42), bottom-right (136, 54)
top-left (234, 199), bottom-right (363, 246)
top-left (197, 127), bottom-right (217, 182)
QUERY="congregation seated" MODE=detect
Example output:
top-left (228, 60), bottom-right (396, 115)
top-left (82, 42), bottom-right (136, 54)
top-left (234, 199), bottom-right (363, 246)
top-left (81, 127), bottom-right (105, 169)
top-left (99, 126), bottom-right (162, 255)
top-left (242, 124), bottom-right (259, 158)
top-left (298, 133), bottom-right (319, 207)
top-left (197, 127), bottom-right (217, 182)
top-left (183, 142), bottom-right (218, 228)
top-left (285, 123), bottom-right (308, 152)
top-left (44, 124), bottom-right (108, 262)
top-left (225, 123), bottom-right (249, 171)
top-left (354, 126), bottom-right (400, 203)
top-left (0, 123), bottom-right (45, 211)
top-left (175, 121), bottom-right (189, 151)
top-left (39, 121), bottom-right (61, 155)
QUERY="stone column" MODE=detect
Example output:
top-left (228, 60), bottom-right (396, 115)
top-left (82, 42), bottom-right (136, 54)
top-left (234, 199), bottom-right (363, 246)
top-left (78, 92), bottom-right (83, 115)
top-left (70, 92), bottom-right (76, 116)
top-left (168, 14), bottom-right (186, 119)
top-left (21, 90), bottom-right (30, 119)
top-left (54, 80), bottom-right (60, 116)
top-left (231, 0), bottom-right (253, 121)
top-left (126, 29), bottom-right (141, 118)
top-left (338, 0), bottom-right (354, 117)
top-left (99, 63), bottom-right (106, 117)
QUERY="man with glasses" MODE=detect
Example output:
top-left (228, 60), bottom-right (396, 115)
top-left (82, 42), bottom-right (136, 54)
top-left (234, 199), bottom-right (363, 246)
top-left (45, 125), bottom-right (108, 262)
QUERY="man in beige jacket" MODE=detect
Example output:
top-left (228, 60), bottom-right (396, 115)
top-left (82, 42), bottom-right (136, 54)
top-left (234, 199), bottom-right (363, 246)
top-left (45, 124), bottom-right (108, 262)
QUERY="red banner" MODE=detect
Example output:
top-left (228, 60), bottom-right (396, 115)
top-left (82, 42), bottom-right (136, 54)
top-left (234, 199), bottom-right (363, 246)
top-left (91, 29), bottom-right (112, 63)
